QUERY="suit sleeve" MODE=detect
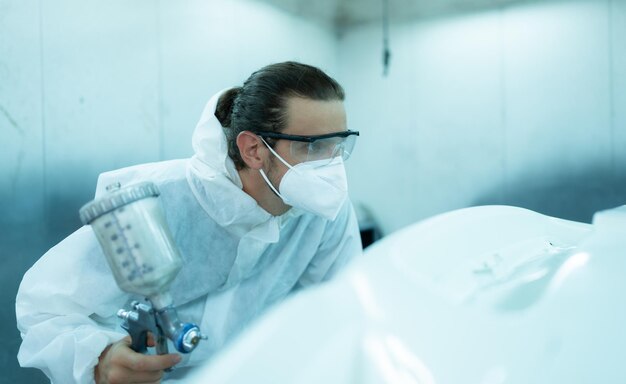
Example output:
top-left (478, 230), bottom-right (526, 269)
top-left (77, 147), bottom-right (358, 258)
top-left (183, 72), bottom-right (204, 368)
top-left (16, 226), bottom-right (128, 384)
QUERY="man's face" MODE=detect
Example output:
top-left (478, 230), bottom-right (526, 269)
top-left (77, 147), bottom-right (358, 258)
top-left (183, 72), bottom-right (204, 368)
top-left (264, 97), bottom-right (347, 187)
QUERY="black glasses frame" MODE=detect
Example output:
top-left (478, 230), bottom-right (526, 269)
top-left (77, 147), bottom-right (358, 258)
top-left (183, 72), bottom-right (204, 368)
top-left (254, 130), bottom-right (359, 143)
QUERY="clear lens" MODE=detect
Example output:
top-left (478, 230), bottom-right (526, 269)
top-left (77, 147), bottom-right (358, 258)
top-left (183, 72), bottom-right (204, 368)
top-left (289, 134), bottom-right (357, 166)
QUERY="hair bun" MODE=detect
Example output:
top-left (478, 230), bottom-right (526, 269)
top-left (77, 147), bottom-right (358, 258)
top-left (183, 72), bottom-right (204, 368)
top-left (215, 87), bottom-right (242, 128)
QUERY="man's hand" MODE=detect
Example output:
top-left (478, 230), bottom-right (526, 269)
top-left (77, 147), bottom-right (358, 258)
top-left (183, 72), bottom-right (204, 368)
top-left (95, 335), bottom-right (181, 384)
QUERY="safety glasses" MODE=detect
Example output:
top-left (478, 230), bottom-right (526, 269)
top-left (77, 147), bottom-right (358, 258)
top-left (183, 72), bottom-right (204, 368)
top-left (255, 130), bottom-right (359, 166)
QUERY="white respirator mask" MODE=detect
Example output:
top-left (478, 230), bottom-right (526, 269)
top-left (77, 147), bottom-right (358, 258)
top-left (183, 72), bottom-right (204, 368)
top-left (259, 138), bottom-right (348, 221)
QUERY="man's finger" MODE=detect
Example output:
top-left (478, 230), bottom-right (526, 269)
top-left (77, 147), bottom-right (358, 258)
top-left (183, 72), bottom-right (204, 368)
top-left (120, 335), bottom-right (132, 346)
top-left (124, 351), bottom-right (182, 372)
top-left (146, 332), bottom-right (156, 348)
top-left (121, 332), bottom-right (157, 351)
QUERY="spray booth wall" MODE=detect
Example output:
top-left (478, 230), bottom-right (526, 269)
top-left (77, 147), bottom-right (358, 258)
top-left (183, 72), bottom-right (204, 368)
top-left (341, 0), bottom-right (626, 234)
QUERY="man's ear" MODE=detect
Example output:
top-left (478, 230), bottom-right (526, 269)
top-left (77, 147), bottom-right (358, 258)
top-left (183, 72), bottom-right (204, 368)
top-left (237, 131), bottom-right (266, 170)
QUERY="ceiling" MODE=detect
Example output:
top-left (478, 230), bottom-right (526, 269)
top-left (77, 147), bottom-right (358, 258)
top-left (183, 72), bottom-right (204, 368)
top-left (257, 0), bottom-right (527, 29)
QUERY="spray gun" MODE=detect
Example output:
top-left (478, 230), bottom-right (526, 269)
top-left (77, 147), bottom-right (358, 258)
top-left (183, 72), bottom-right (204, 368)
top-left (79, 182), bottom-right (206, 357)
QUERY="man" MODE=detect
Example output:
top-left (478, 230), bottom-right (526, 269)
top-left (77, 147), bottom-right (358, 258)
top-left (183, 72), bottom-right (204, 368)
top-left (16, 61), bottom-right (362, 383)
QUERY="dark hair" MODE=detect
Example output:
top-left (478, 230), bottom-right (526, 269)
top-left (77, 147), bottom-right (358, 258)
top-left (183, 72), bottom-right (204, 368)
top-left (215, 61), bottom-right (345, 170)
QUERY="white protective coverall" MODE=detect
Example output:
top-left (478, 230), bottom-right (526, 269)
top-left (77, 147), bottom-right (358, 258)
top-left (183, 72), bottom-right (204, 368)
top-left (15, 89), bottom-right (362, 383)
